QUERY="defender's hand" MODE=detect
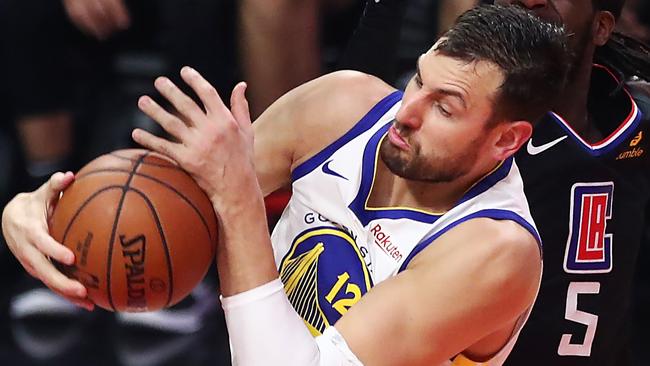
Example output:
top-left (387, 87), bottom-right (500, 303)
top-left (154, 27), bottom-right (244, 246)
top-left (1, 172), bottom-right (94, 310)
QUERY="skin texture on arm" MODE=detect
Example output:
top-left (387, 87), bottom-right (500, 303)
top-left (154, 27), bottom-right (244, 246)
top-left (336, 218), bottom-right (541, 365)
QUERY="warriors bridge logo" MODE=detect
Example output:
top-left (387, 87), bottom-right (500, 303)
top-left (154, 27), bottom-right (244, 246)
top-left (279, 227), bottom-right (372, 336)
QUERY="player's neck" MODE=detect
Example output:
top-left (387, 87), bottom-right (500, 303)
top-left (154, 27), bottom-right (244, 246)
top-left (553, 59), bottom-right (596, 139)
top-left (370, 160), bottom-right (496, 213)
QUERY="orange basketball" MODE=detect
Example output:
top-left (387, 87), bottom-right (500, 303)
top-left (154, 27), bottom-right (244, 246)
top-left (50, 149), bottom-right (218, 312)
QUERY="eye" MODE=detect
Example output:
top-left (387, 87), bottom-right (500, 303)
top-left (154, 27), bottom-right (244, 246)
top-left (436, 103), bottom-right (452, 117)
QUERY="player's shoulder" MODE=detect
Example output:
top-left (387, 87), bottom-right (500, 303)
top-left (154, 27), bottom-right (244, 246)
top-left (413, 217), bottom-right (540, 272)
top-left (451, 218), bottom-right (541, 291)
top-left (315, 69), bottom-right (393, 93)
top-left (461, 218), bottom-right (540, 257)
top-left (268, 70), bottom-right (396, 130)
top-left (409, 217), bottom-right (541, 312)
top-left (299, 70), bottom-right (396, 116)
top-left (282, 70), bottom-right (397, 166)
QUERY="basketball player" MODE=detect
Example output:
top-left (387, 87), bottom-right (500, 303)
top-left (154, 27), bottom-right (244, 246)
top-left (486, 1), bottom-right (650, 365)
top-left (2, 6), bottom-right (570, 365)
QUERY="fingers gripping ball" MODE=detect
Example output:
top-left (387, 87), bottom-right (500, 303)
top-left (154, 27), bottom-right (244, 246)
top-left (49, 149), bottom-right (218, 312)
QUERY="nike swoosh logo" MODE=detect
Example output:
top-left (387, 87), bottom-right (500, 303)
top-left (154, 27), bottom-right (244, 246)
top-left (526, 136), bottom-right (568, 155)
top-left (322, 160), bottom-right (348, 180)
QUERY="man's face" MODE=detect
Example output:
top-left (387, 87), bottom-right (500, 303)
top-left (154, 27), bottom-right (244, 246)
top-left (380, 49), bottom-right (504, 183)
top-left (494, 0), bottom-right (596, 74)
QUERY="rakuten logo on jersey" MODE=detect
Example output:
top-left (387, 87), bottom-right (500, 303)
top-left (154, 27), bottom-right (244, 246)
top-left (563, 182), bottom-right (614, 274)
top-left (369, 223), bottom-right (403, 262)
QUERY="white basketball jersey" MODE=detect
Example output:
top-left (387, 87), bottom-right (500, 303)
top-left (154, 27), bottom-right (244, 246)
top-left (270, 91), bottom-right (542, 365)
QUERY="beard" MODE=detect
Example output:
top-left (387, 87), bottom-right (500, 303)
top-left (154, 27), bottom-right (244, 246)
top-left (379, 124), bottom-right (479, 183)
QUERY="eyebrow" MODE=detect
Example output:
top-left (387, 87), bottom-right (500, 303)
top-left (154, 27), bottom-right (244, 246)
top-left (415, 56), bottom-right (423, 83)
top-left (415, 56), bottom-right (468, 110)
top-left (436, 89), bottom-right (467, 110)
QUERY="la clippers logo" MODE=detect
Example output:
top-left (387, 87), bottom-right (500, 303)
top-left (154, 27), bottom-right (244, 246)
top-left (563, 182), bottom-right (614, 274)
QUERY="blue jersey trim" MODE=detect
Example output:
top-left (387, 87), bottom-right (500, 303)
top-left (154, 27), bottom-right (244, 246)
top-left (349, 133), bottom-right (514, 226)
top-left (549, 110), bottom-right (643, 157)
top-left (457, 157), bottom-right (513, 206)
top-left (291, 90), bottom-right (403, 182)
top-left (398, 209), bottom-right (542, 272)
top-left (349, 122), bottom-right (444, 226)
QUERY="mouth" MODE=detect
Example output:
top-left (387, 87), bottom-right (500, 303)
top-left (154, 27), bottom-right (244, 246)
top-left (388, 124), bottom-right (410, 151)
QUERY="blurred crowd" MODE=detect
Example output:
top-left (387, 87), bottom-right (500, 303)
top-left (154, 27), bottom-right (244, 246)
top-left (0, 0), bottom-right (648, 365)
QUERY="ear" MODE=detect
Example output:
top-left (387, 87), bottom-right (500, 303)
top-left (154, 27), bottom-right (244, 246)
top-left (492, 121), bottom-right (533, 161)
top-left (592, 11), bottom-right (616, 46)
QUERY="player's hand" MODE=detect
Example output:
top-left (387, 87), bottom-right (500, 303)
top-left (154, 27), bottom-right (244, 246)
top-left (63, 0), bottom-right (131, 40)
top-left (1, 172), bottom-right (94, 310)
top-left (133, 67), bottom-right (261, 210)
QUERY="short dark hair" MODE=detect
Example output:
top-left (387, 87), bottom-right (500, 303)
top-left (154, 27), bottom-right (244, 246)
top-left (434, 5), bottom-right (570, 124)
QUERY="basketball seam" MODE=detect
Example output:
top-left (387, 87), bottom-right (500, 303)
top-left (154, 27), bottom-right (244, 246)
top-left (132, 172), bottom-right (215, 242)
top-left (76, 169), bottom-right (215, 247)
top-left (74, 168), bottom-right (214, 243)
top-left (130, 187), bottom-right (174, 307)
top-left (106, 152), bottom-right (149, 311)
top-left (60, 186), bottom-right (124, 245)
top-left (109, 152), bottom-right (185, 170)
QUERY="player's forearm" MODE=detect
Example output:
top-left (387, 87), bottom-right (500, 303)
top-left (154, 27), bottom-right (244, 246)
top-left (214, 184), bottom-right (278, 297)
top-left (222, 277), bottom-right (364, 366)
top-left (215, 185), bottom-right (364, 365)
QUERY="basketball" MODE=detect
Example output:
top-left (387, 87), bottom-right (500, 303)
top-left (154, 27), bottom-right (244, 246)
top-left (49, 149), bottom-right (218, 312)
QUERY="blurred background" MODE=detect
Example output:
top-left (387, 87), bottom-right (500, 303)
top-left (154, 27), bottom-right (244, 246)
top-left (0, 0), bottom-right (648, 365)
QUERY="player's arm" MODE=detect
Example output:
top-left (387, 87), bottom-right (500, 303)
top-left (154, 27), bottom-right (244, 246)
top-left (130, 67), bottom-right (540, 364)
top-left (132, 67), bottom-right (394, 295)
top-left (336, 218), bottom-right (541, 365)
top-left (222, 217), bottom-right (540, 365)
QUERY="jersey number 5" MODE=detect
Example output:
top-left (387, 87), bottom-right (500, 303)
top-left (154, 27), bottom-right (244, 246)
top-left (558, 282), bottom-right (600, 356)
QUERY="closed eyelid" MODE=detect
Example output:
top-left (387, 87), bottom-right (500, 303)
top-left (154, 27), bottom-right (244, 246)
top-left (434, 91), bottom-right (466, 111)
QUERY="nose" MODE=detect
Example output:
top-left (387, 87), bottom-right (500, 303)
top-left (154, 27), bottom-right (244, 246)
top-left (395, 91), bottom-right (426, 130)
